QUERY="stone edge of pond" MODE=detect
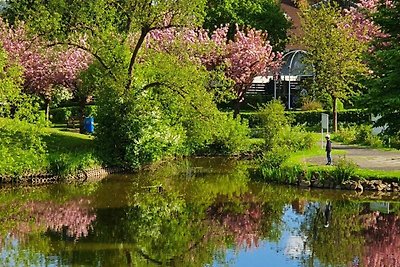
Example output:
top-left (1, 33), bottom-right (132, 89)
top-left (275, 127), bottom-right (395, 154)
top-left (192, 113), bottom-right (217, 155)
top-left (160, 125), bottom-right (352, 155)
top-left (0, 166), bottom-right (126, 185)
top-left (296, 176), bottom-right (400, 193)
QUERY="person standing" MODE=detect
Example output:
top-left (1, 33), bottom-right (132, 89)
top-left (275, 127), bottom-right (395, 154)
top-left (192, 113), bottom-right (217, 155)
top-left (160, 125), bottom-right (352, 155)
top-left (325, 134), bottom-right (332, 165)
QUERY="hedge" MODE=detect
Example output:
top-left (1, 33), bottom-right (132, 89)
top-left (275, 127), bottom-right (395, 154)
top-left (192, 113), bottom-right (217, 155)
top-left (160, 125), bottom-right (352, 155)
top-left (50, 105), bottom-right (97, 123)
top-left (240, 109), bottom-right (371, 129)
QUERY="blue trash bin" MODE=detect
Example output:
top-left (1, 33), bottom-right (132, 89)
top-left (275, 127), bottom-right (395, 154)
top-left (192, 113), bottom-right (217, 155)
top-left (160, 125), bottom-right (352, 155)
top-left (84, 117), bottom-right (94, 133)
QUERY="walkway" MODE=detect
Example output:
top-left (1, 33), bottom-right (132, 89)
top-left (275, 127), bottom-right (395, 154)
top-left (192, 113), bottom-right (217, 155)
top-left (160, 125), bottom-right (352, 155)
top-left (305, 143), bottom-right (400, 171)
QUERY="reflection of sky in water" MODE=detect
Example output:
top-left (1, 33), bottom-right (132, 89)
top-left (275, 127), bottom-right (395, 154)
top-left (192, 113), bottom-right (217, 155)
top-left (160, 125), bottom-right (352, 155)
top-left (0, 235), bottom-right (58, 267)
top-left (213, 205), bottom-right (316, 267)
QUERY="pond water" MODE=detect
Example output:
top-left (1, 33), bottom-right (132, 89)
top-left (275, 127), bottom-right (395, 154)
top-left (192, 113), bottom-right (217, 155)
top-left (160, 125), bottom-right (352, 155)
top-left (1, 158), bottom-right (400, 267)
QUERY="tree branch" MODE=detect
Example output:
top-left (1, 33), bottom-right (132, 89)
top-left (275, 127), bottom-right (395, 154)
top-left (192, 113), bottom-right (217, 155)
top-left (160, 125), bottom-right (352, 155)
top-left (137, 81), bottom-right (207, 117)
top-left (126, 27), bottom-right (149, 92)
top-left (48, 42), bottom-right (118, 81)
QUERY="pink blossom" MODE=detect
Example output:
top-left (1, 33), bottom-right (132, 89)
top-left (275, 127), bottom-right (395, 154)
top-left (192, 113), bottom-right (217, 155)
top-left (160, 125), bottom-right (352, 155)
top-left (0, 19), bottom-right (92, 99)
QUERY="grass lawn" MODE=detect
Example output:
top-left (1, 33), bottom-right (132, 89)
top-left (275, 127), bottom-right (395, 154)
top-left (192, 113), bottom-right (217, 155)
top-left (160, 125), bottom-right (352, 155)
top-left (42, 126), bottom-right (100, 176)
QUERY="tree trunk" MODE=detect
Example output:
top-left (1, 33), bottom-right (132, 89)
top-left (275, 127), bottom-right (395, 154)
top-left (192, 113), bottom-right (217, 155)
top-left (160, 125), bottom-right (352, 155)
top-left (125, 250), bottom-right (132, 267)
top-left (233, 96), bottom-right (243, 118)
top-left (45, 99), bottom-right (51, 122)
top-left (332, 96), bottom-right (338, 132)
top-left (78, 99), bottom-right (86, 134)
top-left (233, 87), bottom-right (247, 118)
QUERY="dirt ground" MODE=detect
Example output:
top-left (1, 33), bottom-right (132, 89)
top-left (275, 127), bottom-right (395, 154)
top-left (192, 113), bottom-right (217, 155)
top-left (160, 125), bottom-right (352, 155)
top-left (305, 143), bottom-right (400, 171)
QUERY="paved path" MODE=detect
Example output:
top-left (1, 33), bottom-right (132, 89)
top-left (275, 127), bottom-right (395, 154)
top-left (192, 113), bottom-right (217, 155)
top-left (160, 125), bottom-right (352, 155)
top-left (305, 143), bottom-right (400, 171)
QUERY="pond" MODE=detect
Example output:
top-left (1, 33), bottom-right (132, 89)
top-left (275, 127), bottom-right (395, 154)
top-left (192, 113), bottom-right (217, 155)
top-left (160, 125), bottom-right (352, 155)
top-left (0, 158), bottom-right (399, 267)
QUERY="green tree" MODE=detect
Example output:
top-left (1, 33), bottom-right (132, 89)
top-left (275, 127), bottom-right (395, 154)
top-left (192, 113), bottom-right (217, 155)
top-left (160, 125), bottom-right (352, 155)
top-left (299, 3), bottom-right (368, 132)
top-left (0, 46), bottom-right (42, 123)
top-left (365, 1), bottom-right (400, 135)
top-left (0, 46), bottom-right (23, 117)
top-left (203, 0), bottom-right (291, 50)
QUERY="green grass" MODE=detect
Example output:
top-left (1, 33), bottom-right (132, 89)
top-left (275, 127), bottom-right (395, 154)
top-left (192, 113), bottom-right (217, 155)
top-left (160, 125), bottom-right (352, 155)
top-left (42, 127), bottom-right (100, 177)
top-left (285, 132), bottom-right (344, 165)
top-left (355, 168), bottom-right (400, 180)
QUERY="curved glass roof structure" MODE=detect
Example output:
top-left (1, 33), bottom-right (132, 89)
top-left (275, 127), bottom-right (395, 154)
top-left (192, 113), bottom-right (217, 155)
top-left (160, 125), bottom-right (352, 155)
top-left (280, 49), bottom-right (314, 78)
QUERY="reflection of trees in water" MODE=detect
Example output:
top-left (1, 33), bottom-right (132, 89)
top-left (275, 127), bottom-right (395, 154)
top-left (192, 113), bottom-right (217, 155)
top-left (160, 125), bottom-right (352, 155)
top-left (0, 196), bottom-right (96, 266)
top-left (207, 195), bottom-right (263, 249)
top-left (0, 198), bottom-right (96, 245)
top-left (299, 201), bottom-right (365, 267)
top-left (299, 201), bottom-right (400, 267)
top-left (24, 198), bottom-right (97, 239)
top-left (361, 213), bottom-right (400, 267)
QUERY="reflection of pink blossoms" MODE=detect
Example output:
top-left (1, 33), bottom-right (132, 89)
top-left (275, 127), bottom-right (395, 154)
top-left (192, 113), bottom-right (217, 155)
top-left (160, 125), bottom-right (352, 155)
top-left (208, 202), bottom-right (262, 249)
top-left (25, 198), bottom-right (97, 239)
top-left (361, 213), bottom-right (400, 267)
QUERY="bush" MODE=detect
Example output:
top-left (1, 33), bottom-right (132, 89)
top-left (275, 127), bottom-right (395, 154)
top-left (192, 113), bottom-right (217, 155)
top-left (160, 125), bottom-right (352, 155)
top-left (48, 152), bottom-right (99, 177)
top-left (0, 118), bottom-right (48, 177)
top-left (300, 98), bottom-right (323, 111)
top-left (258, 99), bottom-right (291, 151)
top-left (239, 109), bottom-right (370, 131)
top-left (280, 126), bottom-right (314, 151)
top-left (335, 124), bottom-right (383, 148)
top-left (259, 148), bottom-right (289, 169)
top-left (258, 149), bottom-right (305, 184)
top-left (333, 157), bottom-right (357, 183)
top-left (239, 112), bottom-right (261, 129)
top-left (335, 125), bottom-right (358, 144)
top-left (286, 109), bottom-right (371, 128)
top-left (258, 100), bottom-right (314, 152)
top-left (201, 113), bottom-right (251, 155)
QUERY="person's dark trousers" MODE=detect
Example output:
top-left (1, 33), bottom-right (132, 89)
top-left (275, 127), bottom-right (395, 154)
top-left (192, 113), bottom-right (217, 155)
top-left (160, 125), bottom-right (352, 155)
top-left (326, 151), bottom-right (332, 165)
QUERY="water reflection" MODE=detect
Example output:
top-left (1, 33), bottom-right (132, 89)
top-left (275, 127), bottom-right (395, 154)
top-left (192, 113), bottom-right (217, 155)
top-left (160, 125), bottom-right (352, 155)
top-left (0, 158), bottom-right (400, 266)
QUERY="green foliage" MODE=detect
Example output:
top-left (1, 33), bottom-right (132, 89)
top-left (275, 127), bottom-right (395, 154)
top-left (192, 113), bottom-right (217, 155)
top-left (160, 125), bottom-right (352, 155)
top-left (335, 125), bottom-right (358, 144)
top-left (300, 97), bottom-right (323, 111)
top-left (195, 113), bottom-right (251, 155)
top-left (281, 126), bottom-right (314, 151)
top-left (259, 148), bottom-right (289, 170)
top-left (333, 157), bottom-right (357, 183)
top-left (299, 2), bottom-right (369, 130)
top-left (242, 109), bottom-right (371, 130)
top-left (335, 124), bottom-right (383, 147)
top-left (203, 0), bottom-right (291, 50)
top-left (0, 116), bottom-right (99, 179)
top-left (0, 47), bottom-right (23, 114)
top-left (258, 150), bottom-right (305, 184)
top-left (95, 52), bottom-right (250, 168)
top-left (0, 46), bottom-right (44, 124)
top-left (258, 100), bottom-right (314, 152)
top-left (364, 3), bottom-right (400, 135)
top-left (258, 99), bottom-right (290, 151)
top-left (0, 118), bottom-right (48, 177)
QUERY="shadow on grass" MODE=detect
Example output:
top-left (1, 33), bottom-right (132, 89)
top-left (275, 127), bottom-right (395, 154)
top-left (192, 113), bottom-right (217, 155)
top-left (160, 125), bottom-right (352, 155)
top-left (42, 130), bottom-right (94, 154)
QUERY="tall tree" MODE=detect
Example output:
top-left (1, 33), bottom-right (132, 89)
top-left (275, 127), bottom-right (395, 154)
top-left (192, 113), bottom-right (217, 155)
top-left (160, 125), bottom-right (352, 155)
top-left (299, 2), bottom-right (369, 132)
top-left (364, 0), bottom-right (400, 135)
top-left (203, 0), bottom-right (291, 50)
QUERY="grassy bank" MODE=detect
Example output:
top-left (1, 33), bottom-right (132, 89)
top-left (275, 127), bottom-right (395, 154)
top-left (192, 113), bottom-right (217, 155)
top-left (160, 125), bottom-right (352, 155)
top-left (43, 127), bottom-right (100, 177)
top-left (0, 118), bottom-right (101, 180)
